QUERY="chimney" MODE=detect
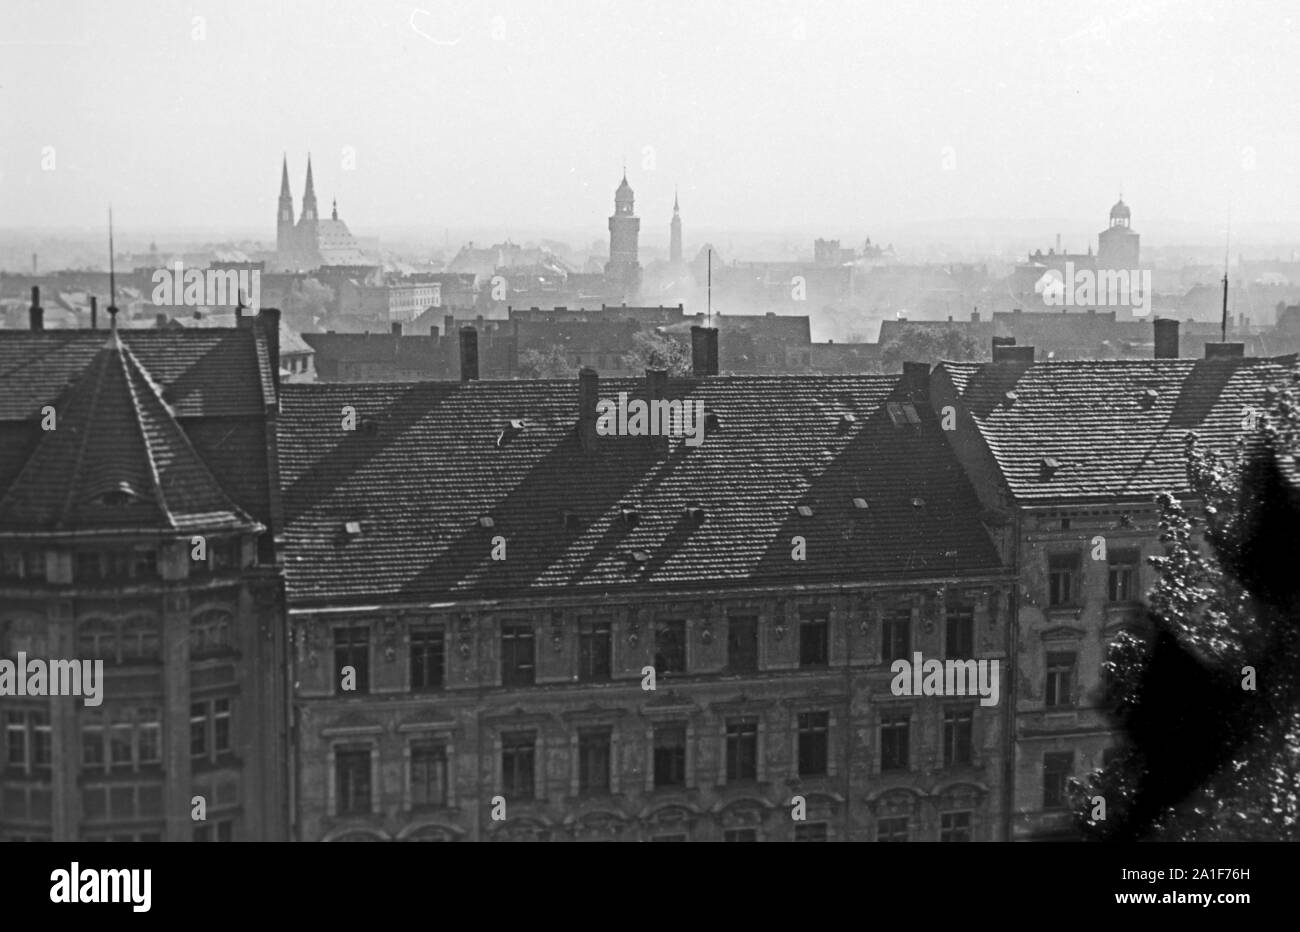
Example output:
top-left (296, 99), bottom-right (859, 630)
top-left (578, 366), bottom-right (599, 453)
top-left (430, 324), bottom-right (439, 340)
top-left (1153, 318), bottom-right (1180, 359)
top-left (29, 286), bottom-right (43, 331)
top-left (90, 295), bottom-right (98, 330)
top-left (444, 313), bottom-right (455, 337)
top-left (257, 307), bottom-right (282, 392)
top-left (902, 361), bottom-right (930, 400)
top-left (691, 326), bottom-right (719, 377)
top-left (1205, 342), bottom-right (1244, 359)
top-left (971, 307), bottom-right (981, 322)
top-left (459, 326), bottom-right (479, 381)
top-left (646, 367), bottom-right (669, 451)
top-left (992, 337), bottom-right (1034, 363)
top-left (392, 321), bottom-right (403, 336)
top-left (155, 312), bottom-right (168, 328)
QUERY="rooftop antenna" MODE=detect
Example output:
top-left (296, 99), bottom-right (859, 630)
top-left (707, 247), bottom-right (712, 328)
top-left (1221, 211), bottom-right (1231, 342)
top-left (108, 206), bottom-right (119, 331)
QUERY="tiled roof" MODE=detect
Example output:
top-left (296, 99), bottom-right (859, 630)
top-left (0, 326), bottom-right (278, 535)
top-left (936, 356), bottom-right (1298, 504)
top-left (0, 328), bottom-right (274, 420)
top-left (277, 374), bottom-right (1004, 608)
top-left (0, 333), bottom-right (259, 535)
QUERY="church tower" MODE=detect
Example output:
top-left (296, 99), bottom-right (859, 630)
top-left (300, 154), bottom-right (319, 224)
top-left (1097, 197), bottom-right (1140, 272)
top-left (669, 189), bottom-right (682, 264)
top-left (606, 170), bottom-right (641, 298)
top-left (276, 155), bottom-right (295, 258)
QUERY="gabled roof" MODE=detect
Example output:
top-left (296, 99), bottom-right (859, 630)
top-left (936, 356), bottom-right (1298, 504)
top-left (0, 333), bottom-right (259, 536)
top-left (277, 374), bottom-right (1004, 608)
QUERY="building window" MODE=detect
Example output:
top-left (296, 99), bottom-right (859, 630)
top-left (940, 811), bottom-right (972, 842)
top-left (190, 702), bottom-right (207, 758)
top-left (1048, 553), bottom-right (1080, 607)
top-left (794, 822), bottom-right (828, 842)
top-left (723, 828), bottom-right (757, 842)
top-left (943, 708), bottom-right (973, 767)
top-left (213, 699), bottom-right (231, 754)
top-left (654, 620), bottom-right (687, 675)
top-left (1045, 652), bottom-right (1076, 708)
top-left (1043, 752), bottom-right (1074, 810)
top-left (191, 611), bottom-right (232, 658)
top-left (797, 711), bottom-right (829, 777)
top-left (578, 729), bottom-right (611, 796)
top-left (335, 747), bottom-right (372, 816)
top-left (500, 731), bottom-right (535, 798)
top-left (1108, 549), bottom-right (1140, 602)
top-left (877, 816), bottom-right (909, 842)
top-left (333, 625), bottom-right (370, 694)
top-left (138, 709), bottom-right (161, 765)
top-left (120, 619), bottom-right (161, 663)
top-left (500, 624), bottom-right (535, 687)
top-left (194, 819), bottom-right (235, 842)
top-left (578, 621), bottom-right (612, 682)
top-left (0, 549), bottom-right (45, 581)
top-left (410, 742), bottom-right (448, 809)
top-left (191, 699), bottom-right (233, 763)
top-left (799, 613), bottom-right (829, 667)
top-left (727, 615), bottom-right (758, 673)
top-left (82, 714), bottom-right (105, 768)
top-left (882, 609), bottom-right (910, 663)
top-left (725, 719), bottom-right (758, 782)
top-left (944, 604), bottom-right (974, 660)
top-left (653, 724), bottom-right (687, 788)
top-left (5, 709), bottom-right (50, 774)
top-left (410, 626), bottom-right (445, 692)
top-left (77, 620), bottom-right (117, 660)
top-left (879, 710), bottom-right (910, 772)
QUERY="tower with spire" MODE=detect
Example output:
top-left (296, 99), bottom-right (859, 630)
top-left (606, 169), bottom-right (642, 299)
top-left (300, 155), bottom-right (319, 224)
top-left (669, 188), bottom-right (682, 264)
top-left (276, 155), bottom-right (295, 258)
top-left (1097, 196), bottom-right (1140, 272)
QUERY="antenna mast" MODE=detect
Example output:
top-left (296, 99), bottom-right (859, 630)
top-left (108, 206), bottom-right (118, 330)
top-left (1221, 216), bottom-right (1230, 343)
top-left (707, 247), bottom-right (712, 328)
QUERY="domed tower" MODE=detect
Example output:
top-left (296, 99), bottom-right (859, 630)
top-left (606, 170), bottom-right (641, 298)
top-left (669, 189), bottom-right (683, 264)
top-left (1097, 196), bottom-right (1139, 271)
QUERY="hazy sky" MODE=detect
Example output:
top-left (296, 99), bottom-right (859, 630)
top-left (3, 0), bottom-right (1300, 241)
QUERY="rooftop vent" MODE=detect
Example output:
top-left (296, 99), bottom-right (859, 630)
top-left (852, 497), bottom-right (869, 511)
top-left (910, 497), bottom-right (926, 508)
top-left (343, 520), bottom-right (363, 537)
top-left (1003, 390), bottom-right (1018, 405)
top-left (683, 504), bottom-right (706, 526)
top-left (621, 507), bottom-right (641, 528)
top-left (705, 412), bottom-right (721, 433)
top-left (97, 481), bottom-right (140, 507)
top-left (1138, 388), bottom-right (1159, 409)
top-left (886, 402), bottom-right (921, 427)
top-left (563, 510), bottom-right (582, 531)
top-left (796, 504), bottom-right (814, 518)
top-left (623, 549), bottom-right (651, 571)
top-left (1039, 456), bottom-right (1060, 480)
top-left (359, 417), bottom-right (379, 435)
top-left (496, 419), bottom-right (526, 448)
top-left (477, 515), bottom-right (495, 529)
top-left (837, 413), bottom-right (857, 434)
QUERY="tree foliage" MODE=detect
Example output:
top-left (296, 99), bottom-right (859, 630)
top-left (1070, 367), bottom-right (1300, 840)
top-left (879, 327), bottom-right (984, 372)
top-left (516, 344), bottom-right (577, 379)
top-left (625, 328), bottom-right (692, 376)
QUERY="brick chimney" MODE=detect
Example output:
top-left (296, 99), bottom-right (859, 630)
top-left (691, 326), bottom-right (719, 376)
top-left (578, 366), bottom-right (599, 453)
top-left (1205, 342), bottom-right (1244, 359)
top-left (902, 361), bottom-right (930, 400)
top-left (992, 337), bottom-right (1034, 363)
top-left (1153, 318), bottom-right (1180, 359)
top-left (259, 307), bottom-right (281, 393)
top-left (90, 295), bottom-right (98, 330)
top-left (29, 286), bottom-right (43, 331)
top-left (444, 313), bottom-right (455, 337)
top-left (459, 326), bottom-right (479, 381)
top-left (392, 321), bottom-right (403, 336)
top-left (646, 367), bottom-right (669, 452)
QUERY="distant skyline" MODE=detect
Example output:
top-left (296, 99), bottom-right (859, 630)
top-left (4, 0), bottom-right (1300, 239)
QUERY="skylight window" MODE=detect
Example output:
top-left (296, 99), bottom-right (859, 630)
top-left (796, 504), bottom-right (814, 518)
